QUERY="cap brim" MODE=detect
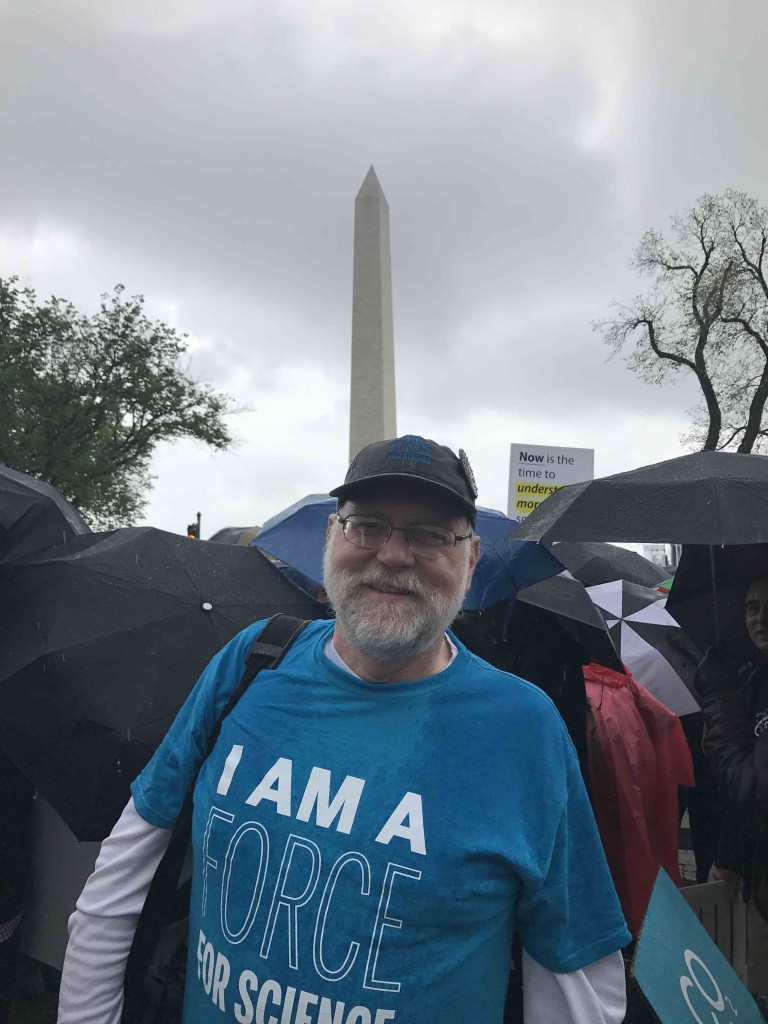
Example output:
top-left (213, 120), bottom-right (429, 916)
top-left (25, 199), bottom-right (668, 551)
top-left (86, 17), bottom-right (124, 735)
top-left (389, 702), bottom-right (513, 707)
top-left (329, 472), bottom-right (476, 520)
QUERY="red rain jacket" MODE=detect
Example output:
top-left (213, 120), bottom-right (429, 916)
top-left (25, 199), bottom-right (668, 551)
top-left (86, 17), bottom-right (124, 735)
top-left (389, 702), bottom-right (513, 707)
top-left (584, 662), bottom-right (694, 936)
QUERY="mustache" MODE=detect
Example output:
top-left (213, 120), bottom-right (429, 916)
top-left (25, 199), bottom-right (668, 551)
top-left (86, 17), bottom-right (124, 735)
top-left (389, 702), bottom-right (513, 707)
top-left (337, 565), bottom-right (433, 600)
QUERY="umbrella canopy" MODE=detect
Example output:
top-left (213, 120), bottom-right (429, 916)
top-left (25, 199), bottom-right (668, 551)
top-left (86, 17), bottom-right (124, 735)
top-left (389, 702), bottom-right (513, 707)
top-left (552, 541), bottom-right (667, 588)
top-left (0, 528), bottom-right (323, 840)
top-left (666, 543), bottom-right (768, 654)
top-left (208, 525), bottom-right (261, 545)
top-left (513, 450), bottom-right (768, 545)
top-left (587, 580), bottom-right (702, 716)
top-left (254, 494), bottom-right (562, 610)
top-left (0, 465), bottom-right (90, 563)
top-left (514, 573), bottom-right (623, 672)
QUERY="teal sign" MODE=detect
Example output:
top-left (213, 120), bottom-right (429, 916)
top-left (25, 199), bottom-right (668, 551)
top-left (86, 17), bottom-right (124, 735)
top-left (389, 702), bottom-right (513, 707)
top-left (632, 869), bottom-right (764, 1024)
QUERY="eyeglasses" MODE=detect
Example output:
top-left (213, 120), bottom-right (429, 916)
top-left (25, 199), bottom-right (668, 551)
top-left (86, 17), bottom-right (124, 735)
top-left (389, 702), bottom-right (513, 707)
top-left (336, 514), bottom-right (473, 557)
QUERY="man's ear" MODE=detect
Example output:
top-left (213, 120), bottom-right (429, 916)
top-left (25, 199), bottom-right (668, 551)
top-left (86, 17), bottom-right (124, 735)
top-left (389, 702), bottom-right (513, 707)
top-left (326, 514), bottom-right (336, 541)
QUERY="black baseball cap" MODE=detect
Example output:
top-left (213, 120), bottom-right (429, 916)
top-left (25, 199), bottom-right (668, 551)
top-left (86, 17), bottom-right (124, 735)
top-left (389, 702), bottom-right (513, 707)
top-left (330, 435), bottom-right (478, 524)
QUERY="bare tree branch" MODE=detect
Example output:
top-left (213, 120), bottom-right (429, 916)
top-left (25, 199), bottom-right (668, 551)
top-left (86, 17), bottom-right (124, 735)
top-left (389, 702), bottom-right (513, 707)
top-left (595, 190), bottom-right (768, 453)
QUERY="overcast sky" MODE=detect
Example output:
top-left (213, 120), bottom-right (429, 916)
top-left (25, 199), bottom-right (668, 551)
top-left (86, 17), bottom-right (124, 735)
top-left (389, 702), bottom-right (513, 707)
top-left (3, 0), bottom-right (767, 536)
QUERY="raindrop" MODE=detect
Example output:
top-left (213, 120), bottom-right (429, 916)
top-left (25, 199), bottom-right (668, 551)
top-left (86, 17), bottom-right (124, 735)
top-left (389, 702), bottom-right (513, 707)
top-left (202, 602), bottom-right (213, 612)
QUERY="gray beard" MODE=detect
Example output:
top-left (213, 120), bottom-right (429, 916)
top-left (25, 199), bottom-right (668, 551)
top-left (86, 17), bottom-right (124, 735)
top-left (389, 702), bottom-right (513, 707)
top-left (322, 547), bottom-right (469, 663)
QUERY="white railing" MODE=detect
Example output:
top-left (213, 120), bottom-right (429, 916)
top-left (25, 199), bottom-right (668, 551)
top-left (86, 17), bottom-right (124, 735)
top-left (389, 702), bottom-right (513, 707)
top-left (682, 880), bottom-right (768, 996)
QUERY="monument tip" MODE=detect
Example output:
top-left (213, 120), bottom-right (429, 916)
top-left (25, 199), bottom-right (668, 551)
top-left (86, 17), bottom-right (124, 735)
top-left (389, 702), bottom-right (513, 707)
top-left (356, 165), bottom-right (386, 201)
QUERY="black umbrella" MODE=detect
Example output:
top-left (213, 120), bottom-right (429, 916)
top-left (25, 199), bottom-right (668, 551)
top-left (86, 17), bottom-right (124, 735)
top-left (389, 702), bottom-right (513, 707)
top-left (0, 465), bottom-right (90, 563)
top-left (586, 580), bottom-right (701, 716)
top-left (513, 450), bottom-right (768, 544)
top-left (513, 573), bottom-right (624, 672)
top-left (551, 541), bottom-right (666, 588)
top-left (0, 527), bottom-right (323, 840)
top-left (666, 543), bottom-right (768, 655)
top-left (208, 525), bottom-right (261, 545)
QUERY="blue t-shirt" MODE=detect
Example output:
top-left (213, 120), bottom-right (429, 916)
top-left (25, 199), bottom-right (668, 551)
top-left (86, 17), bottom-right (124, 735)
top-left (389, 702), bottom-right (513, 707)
top-left (132, 620), bottom-right (629, 1024)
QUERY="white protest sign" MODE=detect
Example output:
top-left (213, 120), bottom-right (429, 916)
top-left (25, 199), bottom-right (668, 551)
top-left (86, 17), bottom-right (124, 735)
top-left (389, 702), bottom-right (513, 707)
top-left (507, 443), bottom-right (594, 522)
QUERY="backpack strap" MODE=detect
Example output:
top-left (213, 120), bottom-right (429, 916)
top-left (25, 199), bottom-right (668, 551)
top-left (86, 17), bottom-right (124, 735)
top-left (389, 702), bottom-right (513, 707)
top-left (122, 615), bottom-right (310, 1020)
top-left (199, 614), bottom-right (310, 763)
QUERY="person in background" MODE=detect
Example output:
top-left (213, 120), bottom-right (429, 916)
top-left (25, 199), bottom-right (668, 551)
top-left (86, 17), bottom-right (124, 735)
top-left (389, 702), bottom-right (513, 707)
top-left (695, 575), bottom-right (768, 915)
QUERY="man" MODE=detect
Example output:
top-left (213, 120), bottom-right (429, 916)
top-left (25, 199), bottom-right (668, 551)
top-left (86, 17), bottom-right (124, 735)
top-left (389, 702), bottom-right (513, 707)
top-left (59, 435), bottom-right (629, 1023)
top-left (696, 575), bottom-right (768, 911)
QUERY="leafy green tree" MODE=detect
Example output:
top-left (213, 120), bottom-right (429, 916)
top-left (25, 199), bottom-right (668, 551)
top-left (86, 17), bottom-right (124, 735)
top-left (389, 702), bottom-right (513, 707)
top-left (0, 277), bottom-right (234, 526)
top-left (596, 190), bottom-right (768, 452)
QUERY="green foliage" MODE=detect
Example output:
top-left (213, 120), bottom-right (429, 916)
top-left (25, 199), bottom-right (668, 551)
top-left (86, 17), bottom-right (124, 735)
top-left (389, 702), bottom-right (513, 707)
top-left (0, 278), bottom-right (234, 526)
top-left (595, 190), bottom-right (768, 453)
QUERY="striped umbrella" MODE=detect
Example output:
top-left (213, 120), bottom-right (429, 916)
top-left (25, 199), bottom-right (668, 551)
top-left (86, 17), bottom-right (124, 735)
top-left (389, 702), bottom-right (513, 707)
top-left (587, 580), bottom-right (701, 716)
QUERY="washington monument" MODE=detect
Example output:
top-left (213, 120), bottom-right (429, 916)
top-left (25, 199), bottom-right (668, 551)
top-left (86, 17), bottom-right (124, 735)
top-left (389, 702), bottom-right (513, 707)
top-left (348, 166), bottom-right (397, 460)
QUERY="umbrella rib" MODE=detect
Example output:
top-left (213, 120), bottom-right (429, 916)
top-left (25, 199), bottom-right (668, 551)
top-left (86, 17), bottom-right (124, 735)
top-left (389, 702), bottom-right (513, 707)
top-left (710, 476), bottom-right (724, 547)
top-left (164, 541), bottom-right (207, 601)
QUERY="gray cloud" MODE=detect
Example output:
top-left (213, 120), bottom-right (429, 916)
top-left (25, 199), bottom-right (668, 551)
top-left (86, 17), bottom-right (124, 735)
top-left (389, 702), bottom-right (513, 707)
top-left (1, 0), bottom-right (765, 531)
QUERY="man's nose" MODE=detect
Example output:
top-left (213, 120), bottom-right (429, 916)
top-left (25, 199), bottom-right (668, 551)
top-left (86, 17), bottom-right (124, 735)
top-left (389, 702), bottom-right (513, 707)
top-left (376, 527), bottom-right (416, 569)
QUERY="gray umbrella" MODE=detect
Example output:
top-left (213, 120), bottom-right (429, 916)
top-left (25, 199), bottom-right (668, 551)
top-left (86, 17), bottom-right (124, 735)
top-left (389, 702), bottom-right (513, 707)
top-left (515, 573), bottom-right (623, 671)
top-left (552, 541), bottom-right (666, 588)
top-left (0, 465), bottom-right (90, 563)
top-left (513, 450), bottom-right (768, 545)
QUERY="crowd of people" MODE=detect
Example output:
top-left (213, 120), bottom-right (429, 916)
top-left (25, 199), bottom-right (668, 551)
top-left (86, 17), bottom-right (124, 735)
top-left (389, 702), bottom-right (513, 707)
top-left (1, 434), bottom-right (767, 1023)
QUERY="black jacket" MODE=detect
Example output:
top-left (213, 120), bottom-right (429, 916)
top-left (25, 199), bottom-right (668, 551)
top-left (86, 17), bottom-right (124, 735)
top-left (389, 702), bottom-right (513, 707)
top-left (697, 650), bottom-right (768, 815)
top-left (696, 649), bottom-right (768, 898)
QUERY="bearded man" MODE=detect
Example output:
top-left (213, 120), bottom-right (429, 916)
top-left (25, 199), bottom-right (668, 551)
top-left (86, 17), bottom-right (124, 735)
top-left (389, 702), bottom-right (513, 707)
top-left (58, 436), bottom-right (629, 1024)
